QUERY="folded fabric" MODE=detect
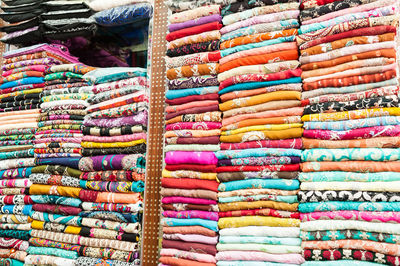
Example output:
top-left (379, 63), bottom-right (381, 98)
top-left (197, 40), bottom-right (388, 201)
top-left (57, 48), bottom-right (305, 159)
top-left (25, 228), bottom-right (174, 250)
top-left (219, 179), bottom-right (299, 192)
top-left (302, 137), bottom-right (400, 149)
top-left (302, 148), bottom-right (400, 162)
top-left (302, 161), bottom-right (400, 172)
top-left (78, 154), bottom-right (145, 172)
top-left (301, 181), bottom-right (400, 192)
top-left (216, 251), bottom-right (304, 264)
top-left (299, 190), bottom-right (400, 203)
top-left (165, 151), bottom-right (217, 165)
top-left (299, 201), bottom-right (400, 212)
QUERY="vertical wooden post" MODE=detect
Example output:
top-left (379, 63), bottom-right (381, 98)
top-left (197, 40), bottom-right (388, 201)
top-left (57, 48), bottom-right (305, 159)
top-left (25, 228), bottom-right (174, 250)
top-left (141, 0), bottom-right (167, 265)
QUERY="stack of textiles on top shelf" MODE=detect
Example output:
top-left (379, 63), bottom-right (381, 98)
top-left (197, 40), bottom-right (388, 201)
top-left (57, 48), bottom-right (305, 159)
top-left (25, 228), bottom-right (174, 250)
top-left (76, 67), bottom-right (148, 266)
top-left (160, 2), bottom-right (223, 266)
top-left (0, 43), bottom-right (78, 266)
top-left (215, 0), bottom-right (304, 265)
top-left (297, 0), bottom-right (400, 265)
top-left (27, 63), bottom-right (95, 266)
top-left (0, 0), bottom-right (44, 44)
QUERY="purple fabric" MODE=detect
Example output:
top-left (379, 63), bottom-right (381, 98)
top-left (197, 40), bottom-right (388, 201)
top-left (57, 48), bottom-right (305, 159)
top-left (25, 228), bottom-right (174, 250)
top-left (168, 14), bottom-right (222, 32)
top-left (83, 111), bottom-right (148, 128)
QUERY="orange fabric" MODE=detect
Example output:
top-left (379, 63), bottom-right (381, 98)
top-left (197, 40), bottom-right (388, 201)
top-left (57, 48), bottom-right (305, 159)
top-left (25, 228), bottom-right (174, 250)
top-left (222, 116), bottom-right (301, 131)
top-left (96, 192), bottom-right (142, 204)
top-left (220, 85), bottom-right (302, 102)
top-left (300, 33), bottom-right (396, 56)
top-left (167, 63), bottom-right (219, 79)
top-left (162, 226), bottom-right (217, 237)
top-left (220, 28), bottom-right (298, 50)
top-left (301, 49), bottom-right (397, 71)
top-left (303, 70), bottom-right (397, 91)
top-left (220, 49), bottom-right (298, 73)
top-left (159, 256), bottom-right (215, 266)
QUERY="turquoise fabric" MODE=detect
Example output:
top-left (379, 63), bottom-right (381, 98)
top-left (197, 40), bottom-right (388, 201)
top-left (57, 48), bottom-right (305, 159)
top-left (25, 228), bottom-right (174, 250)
top-left (301, 148), bottom-right (400, 162)
top-left (219, 179), bottom-right (300, 192)
top-left (216, 148), bottom-right (302, 159)
top-left (219, 194), bottom-right (298, 204)
top-left (218, 77), bottom-right (302, 95)
top-left (165, 86), bottom-right (219, 100)
top-left (30, 195), bottom-right (82, 207)
top-left (27, 246), bottom-right (79, 259)
top-left (299, 201), bottom-right (400, 212)
top-left (163, 218), bottom-right (218, 231)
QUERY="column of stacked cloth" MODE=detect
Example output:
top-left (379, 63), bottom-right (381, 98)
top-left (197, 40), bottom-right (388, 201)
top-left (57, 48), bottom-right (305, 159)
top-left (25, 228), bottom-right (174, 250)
top-left (76, 67), bottom-right (148, 266)
top-left (297, 0), bottom-right (400, 265)
top-left (160, 3), bottom-right (223, 266)
top-left (0, 44), bottom-right (78, 266)
top-left (215, 0), bottom-right (304, 265)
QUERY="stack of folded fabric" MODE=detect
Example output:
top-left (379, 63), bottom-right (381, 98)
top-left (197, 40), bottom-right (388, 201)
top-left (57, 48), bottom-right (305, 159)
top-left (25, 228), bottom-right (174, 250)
top-left (298, 0), bottom-right (400, 264)
top-left (160, 3), bottom-right (223, 266)
top-left (27, 63), bottom-right (95, 265)
top-left (77, 67), bottom-right (148, 265)
top-left (215, 0), bottom-right (305, 265)
top-left (0, 44), bottom-right (78, 266)
top-left (41, 0), bottom-right (97, 40)
top-left (0, 0), bottom-right (44, 44)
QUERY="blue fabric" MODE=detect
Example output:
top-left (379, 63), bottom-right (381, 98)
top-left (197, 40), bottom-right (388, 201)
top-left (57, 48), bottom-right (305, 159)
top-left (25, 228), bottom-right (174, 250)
top-left (0, 77), bottom-right (44, 89)
top-left (218, 77), bottom-right (302, 94)
top-left (221, 36), bottom-right (296, 57)
top-left (216, 148), bottom-right (302, 160)
top-left (163, 218), bottom-right (218, 231)
top-left (0, 204), bottom-right (32, 215)
top-left (94, 3), bottom-right (153, 26)
top-left (219, 179), bottom-right (300, 192)
top-left (0, 167), bottom-right (33, 179)
top-left (299, 201), bottom-right (400, 212)
top-left (301, 148), bottom-right (400, 162)
top-left (35, 158), bottom-right (80, 168)
top-left (165, 86), bottom-right (219, 100)
top-left (83, 67), bottom-right (147, 84)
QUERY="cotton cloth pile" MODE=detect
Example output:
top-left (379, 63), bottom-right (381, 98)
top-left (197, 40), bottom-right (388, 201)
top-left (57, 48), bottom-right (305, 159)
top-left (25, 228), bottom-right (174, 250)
top-left (0, 44), bottom-right (78, 265)
top-left (298, 0), bottom-right (400, 265)
top-left (160, 2), bottom-right (223, 265)
top-left (77, 67), bottom-right (148, 265)
top-left (27, 63), bottom-right (95, 266)
top-left (213, 0), bottom-right (305, 265)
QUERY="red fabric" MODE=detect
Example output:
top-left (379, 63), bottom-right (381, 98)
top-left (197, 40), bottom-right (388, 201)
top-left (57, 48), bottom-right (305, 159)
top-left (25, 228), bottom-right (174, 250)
top-left (166, 22), bottom-right (223, 42)
top-left (165, 164), bottom-right (217, 172)
top-left (166, 105), bottom-right (219, 120)
top-left (166, 93), bottom-right (219, 105)
top-left (220, 139), bottom-right (303, 150)
top-left (161, 178), bottom-right (219, 192)
top-left (300, 26), bottom-right (397, 50)
top-left (216, 164), bottom-right (300, 172)
top-left (162, 240), bottom-right (217, 256)
top-left (166, 136), bottom-right (220, 145)
top-left (33, 204), bottom-right (82, 216)
top-left (1, 195), bottom-right (32, 205)
top-left (220, 68), bottom-right (302, 89)
top-left (300, 0), bottom-right (341, 9)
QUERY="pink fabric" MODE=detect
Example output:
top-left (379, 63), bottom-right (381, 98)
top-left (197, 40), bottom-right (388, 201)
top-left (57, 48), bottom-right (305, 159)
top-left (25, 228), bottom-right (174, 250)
top-left (301, 211), bottom-right (400, 223)
top-left (220, 69), bottom-right (302, 89)
top-left (165, 122), bottom-right (222, 131)
top-left (220, 10), bottom-right (300, 34)
top-left (82, 133), bottom-right (147, 143)
top-left (161, 196), bottom-right (217, 205)
top-left (163, 233), bottom-right (218, 245)
top-left (166, 100), bottom-right (219, 113)
top-left (216, 251), bottom-right (305, 264)
top-left (220, 42), bottom-right (298, 65)
top-left (163, 210), bottom-right (219, 221)
top-left (165, 151), bottom-right (218, 165)
top-left (36, 129), bottom-right (82, 135)
top-left (302, 0), bottom-right (397, 25)
top-left (303, 125), bottom-right (400, 140)
top-left (33, 137), bottom-right (82, 144)
top-left (160, 248), bottom-right (217, 263)
top-left (222, 107), bottom-right (304, 127)
top-left (2, 65), bottom-right (47, 77)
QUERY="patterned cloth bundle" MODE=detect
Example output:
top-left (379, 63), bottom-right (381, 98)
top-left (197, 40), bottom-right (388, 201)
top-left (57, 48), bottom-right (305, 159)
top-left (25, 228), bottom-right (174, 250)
top-left (0, 44), bottom-right (78, 266)
top-left (215, 0), bottom-right (304, 265)
top-left (77, 67), bottom-right (148, 265)
top-left (160, 2), bottom-right (223, 265)
top-left (27, 63), bottom-right (95, 266)
top-left (298, 0), bottom-right (400, 265)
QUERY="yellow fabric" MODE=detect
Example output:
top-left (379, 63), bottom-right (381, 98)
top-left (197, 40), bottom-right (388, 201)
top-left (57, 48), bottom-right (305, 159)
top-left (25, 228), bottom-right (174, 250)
top-left (219, 91), bottom-right (302, 111)
top-left (81, 139), bottom-right (146, 148)
top-left (302, 107), bottom-right (400, 122)
top-left (0, 88), bottom-right (42, 100)
top-left (222, 123), bottom-right (303, 135)
top-left (29, 184), bottom-right (81, 198)
top-left (162, 169), bottom-right (217, 180)
top-left (218, 216), bottom-right (300, 229)
top-left (220, 127), bottom-right (303, 143)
